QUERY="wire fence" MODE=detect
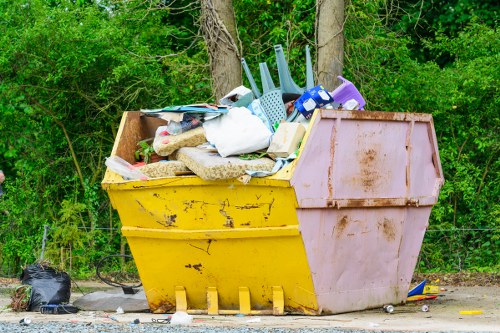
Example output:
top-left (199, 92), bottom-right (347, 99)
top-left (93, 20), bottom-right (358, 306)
top-left (1, 225), bottom-right (498, 278)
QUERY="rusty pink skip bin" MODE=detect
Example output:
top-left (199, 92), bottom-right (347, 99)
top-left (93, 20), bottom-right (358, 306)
top-left (290, 109), bottom-right (444, 314)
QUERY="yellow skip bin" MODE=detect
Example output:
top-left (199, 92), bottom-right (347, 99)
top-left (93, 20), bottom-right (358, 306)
top-left (102, 110), bottom-right (444, 315)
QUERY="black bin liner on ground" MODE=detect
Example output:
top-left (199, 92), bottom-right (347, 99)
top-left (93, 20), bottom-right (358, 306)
top-left (20, 263), bottom-right (71, 311)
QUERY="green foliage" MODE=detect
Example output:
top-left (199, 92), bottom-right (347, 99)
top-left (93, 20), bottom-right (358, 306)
top-left (0, 0), bottom-right (498, 276)
top-left (0, 0), bottom-right (209, 277)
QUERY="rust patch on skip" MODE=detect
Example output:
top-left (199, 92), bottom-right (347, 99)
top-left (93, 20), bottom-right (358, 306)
top-left (224, 217), bottom-right (234, 228)
top-left (219, 200), bottom-right (234, 228)
top-left (236, 204), bottom-right (262, 209)
top-left (150, 300), bottom-right (175, 313)
top-left (379, 218), bottom-right (396, 241)
top-left (284, 304), bottom-right (320, 315)
top-left (359, 148), bottom-right (381, 192)
top-left (166, 214), bottom-right (177, 224)
top-left (185, 263), bottom-right (203, 272)
top-left (156, 214), bottom-right (177, 227)
top-left (335, 215), bottom-right (349, 237)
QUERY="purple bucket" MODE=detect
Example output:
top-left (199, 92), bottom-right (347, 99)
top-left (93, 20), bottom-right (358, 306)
top-left (330, 76), bottom-right (366, 110)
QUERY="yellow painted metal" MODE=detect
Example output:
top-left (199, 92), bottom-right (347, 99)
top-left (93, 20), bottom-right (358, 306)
top-left (102, 111), bottom-right (318, 314)
top-left (175, 286), bottom-right (187, 312)
top-left (273, 286), bottom-right (284, 315)
top-left (239, 287), bottom-right (251, 314)
top-left (105, 177), bottom-right (318, 313)
top-left (207, 287), bottom-right (218, 315)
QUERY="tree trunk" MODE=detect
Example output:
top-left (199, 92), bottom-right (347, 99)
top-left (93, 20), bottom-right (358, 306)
top-left (201, 0), bottom-right (242, 101)
top-left (316, 0), bottom-right (345, 91)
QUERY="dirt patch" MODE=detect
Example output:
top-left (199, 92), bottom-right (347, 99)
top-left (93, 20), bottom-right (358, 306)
top-left (412, 272), bottom-right (500, 287)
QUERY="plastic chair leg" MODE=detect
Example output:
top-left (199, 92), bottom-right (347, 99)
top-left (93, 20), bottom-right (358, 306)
top-left (274, 44), bottom-right (304, 95)
top-left (241, 58), bottom-right (261, 98)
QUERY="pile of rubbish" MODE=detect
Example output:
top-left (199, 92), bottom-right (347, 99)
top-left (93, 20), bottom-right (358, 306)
top-left (106, 44), bottom-right (366, 182)
top-left (10, 263), bottom-right (79, 314)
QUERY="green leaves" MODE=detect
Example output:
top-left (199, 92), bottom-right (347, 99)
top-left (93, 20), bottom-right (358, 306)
top-left (0, 0), bottom-right (497, 276)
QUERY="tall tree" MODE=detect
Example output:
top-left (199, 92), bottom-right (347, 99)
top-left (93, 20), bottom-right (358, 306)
top-left (316, 0), bottom-right (345, 90)
top-left (201, 0), bottom-right (242, 100)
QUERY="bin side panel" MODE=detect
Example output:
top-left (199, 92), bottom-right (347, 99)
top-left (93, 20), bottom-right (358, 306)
top-left (126, 232), bottom-right (318, 314)
top-left (291, 117), bottom-right (409, 202)
top-left (108, 182), bottom-right (319, 314)
top-left (397, 207), bottom-right (431, 283)
top-left (289, 118), bottom-right (334, 202)
top-left (298, 207), bottom-right (428, 314)
top-left (110, 184), bottom-right (297, 231)
top-left (410, 122), bottom-right (441, 198)
top-left (333, 120), bottom-right (408, 199)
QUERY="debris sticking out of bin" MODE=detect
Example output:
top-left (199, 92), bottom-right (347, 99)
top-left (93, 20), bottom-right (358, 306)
top-left (102, 109), bottom-right (444, 315)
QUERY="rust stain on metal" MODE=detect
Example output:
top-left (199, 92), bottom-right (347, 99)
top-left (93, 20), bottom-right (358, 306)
top-left (236, 204), bottom-right (262, 209)
top-left (183, 200), bottom-right (215, 213)
top-left (379, 218), bottom-right (396, 241)
top-left (218, 199), bottom-right (234, 228)
top-left (166, 214), bottom-right (177, 224)
top-left (267, 198), bottom-right (275, 215)
top-left (155, 214), bottom-right (177, 227)
top-left (150, 300), bottom-right (175, 313)
top-left (284, 304), bottom-right (320, 315)
top-left (327, 120), bottom-right (337, 199)
top-left (406, 198), bottom-right (420, 207)
top-left (322, 110), bottom-right (431, 122)
top-left (336, 215), bottom-right (349, 237)
top-left (224, 218), bottom-right (234, 228)
top-left (359, 148), bottom-right (381, 192)
top-left (185, 263), bottom-right (203, 272)
top-left (340, 198), bottom-right (397, 208)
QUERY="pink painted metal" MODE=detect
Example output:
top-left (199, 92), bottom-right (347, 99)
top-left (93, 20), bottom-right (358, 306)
top-left (290, 109), bottom-right (443, 314)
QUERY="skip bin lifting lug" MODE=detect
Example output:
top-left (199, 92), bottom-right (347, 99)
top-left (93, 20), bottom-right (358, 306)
top-left (174, 285), bottom-right (285, 316)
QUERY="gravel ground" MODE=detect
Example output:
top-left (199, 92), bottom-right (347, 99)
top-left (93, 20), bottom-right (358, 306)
top-left (1, 322), bottom-right (495, 333)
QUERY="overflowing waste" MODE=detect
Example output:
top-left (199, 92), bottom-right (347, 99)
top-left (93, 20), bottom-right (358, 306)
top-left (106, 44), bottom-right (365, 182)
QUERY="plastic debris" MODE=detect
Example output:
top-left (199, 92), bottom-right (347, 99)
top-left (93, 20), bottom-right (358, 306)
top-left (170, 311), bottom-right (193, 325)
top-left (116, 306), bottom-right (124, 314)
top-left (459, 310), bottom-right (483, 315)
top-left (246, 317), bottom-right (261, 323)
top-left (383, 304), bottom-right (394, 313)
top-left (19, 317), bottom-right (31, 326)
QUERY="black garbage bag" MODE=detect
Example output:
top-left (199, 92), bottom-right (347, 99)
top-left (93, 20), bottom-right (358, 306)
top-left (20, 263), bottom-right (71, 311)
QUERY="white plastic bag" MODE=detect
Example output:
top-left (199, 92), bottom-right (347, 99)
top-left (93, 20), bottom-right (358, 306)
top-left (105, 156), bottom-right (148, 180)
top-left (170, 311), bottom-right (193, 325)
top-left (203, 107), bottom-right (273, 157)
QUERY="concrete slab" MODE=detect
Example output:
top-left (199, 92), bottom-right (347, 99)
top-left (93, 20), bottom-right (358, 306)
top-left (73, 289), bottom-right (149, 312)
